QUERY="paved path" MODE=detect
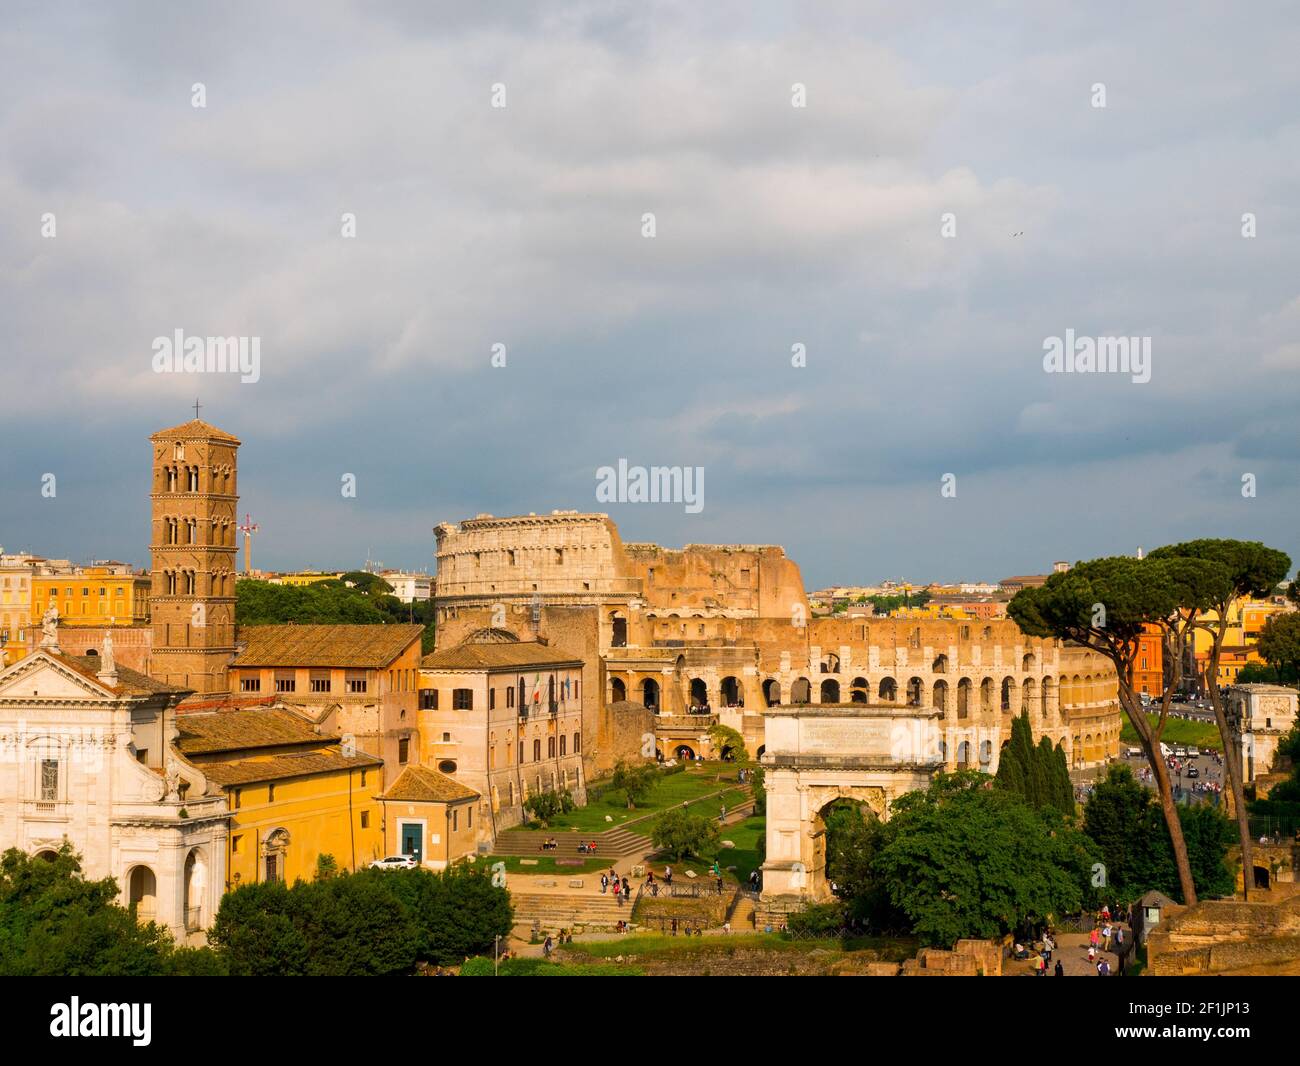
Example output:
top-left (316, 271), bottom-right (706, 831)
top-left (1008, 926), bottom-right (1128, 976)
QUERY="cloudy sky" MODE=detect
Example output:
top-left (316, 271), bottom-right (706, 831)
top-left (2, 1), bottom-right (1298, 588)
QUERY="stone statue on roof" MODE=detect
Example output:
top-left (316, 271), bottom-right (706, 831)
top-left (40, 603), bottom-right (59, 646)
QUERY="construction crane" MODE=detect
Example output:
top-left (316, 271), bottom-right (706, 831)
top-left (237, 513), bottom-right (259, 575)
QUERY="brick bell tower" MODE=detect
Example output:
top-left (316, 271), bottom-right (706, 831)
top-left (149, 414), bottom-right (240, 695)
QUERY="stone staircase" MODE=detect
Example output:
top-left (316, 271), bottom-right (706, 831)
top-left (494, 825), bottom-right (652, 859)
top-left (510, 890), bottom-right (635, 932)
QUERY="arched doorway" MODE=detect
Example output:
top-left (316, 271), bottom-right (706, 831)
top-left (790, 678), bottom-right (811, 704)
top-left (850, 677), bottom-right (868, 703)
top-left (642, 677), bottom-right (660, 711)
top-left (906, 677), bottom-right (923, 707)
top-left (128, 865), bottom-right (157, 922)
top-left (819, 799), bottom-right (878, 898)
top-left (610, 677), bottom-right (626, 703)
top-left (610, 611), bottom-right (627, 648)
top-left (690, 678), bottom-right (709, 710)
top-left (763, 679), bottom-right (782, 707)
top-left (1001, 677), bottom-right (1014, 711)
top-left (675, 744), bottom-right (696, 761)
top-left (263, 827), bottom-right (290, 882)
top-left (183, 849), bottom-right (206, 933)
top-left (1041, 676), bottom-right (1054, 719)
top-left (932, 679), bottom-right (948, 716)
top-left (720, 676), bottom-right (742, 707)
top-left (957, 677), bottom-right (972, 719)
top-left (878, 677), bottom-right (898, 702)
top-left (980, 677), bottom-right (994, 713)
top-left (820, 678), bottom-right (840, 703)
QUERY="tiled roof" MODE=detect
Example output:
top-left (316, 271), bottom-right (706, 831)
top-left (55, 653), bottom-right (186, 698)
top-left (232, 624), bottom-right (424, 668)
top-left (420, 641), bottom-right (582, 671)
top-left (380, 764), bottom-right (478, 803)
top-left (150, 419), bottom-right (241, 444)
top-left (175, 707), bottom-right (327, 754)
top-left (198, 749), bottom-right (383, 787)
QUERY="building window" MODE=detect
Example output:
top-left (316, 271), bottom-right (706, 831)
top-left (233, 789), bottom-right (241, 809)
top-left (506, 686), bottom-right (514, 709)
top-left (360, 770), bottom-right (367, 787)
top-left (241, 677), bottom-right (261, 692)
top-left (518, 741), bottom-right (523, 764)
top-left (574, 732), bottom-right (581, 753)
top-left (360, 811), bottom-right (370, 829)
top-left (489, 687), bottom-right (496, 710)
top-left (232, 835), bottom-right (242, 854)
top-left (453, 689), bottom-right (473, 710)
top-left (560, 735), bottom-right (567, 756)
top-left (346, 672), bottom-right (367, 694)
top-left (548, 736), bottom-right (556, 757)
top-left (533, 739), bottom-right (541, 761)
top-left (40, 759), bottom-right (58, 801)
top-left (438, 759), bottom-right (457, 774)
top-left (468, 807), bottom-right (472, 828)
top-left (310, 671), bottom-right (331, 693)
top-left (267, 784), bottom-right (276, 802)
top-left (398, 737), bottom-right (410, 764)
top-left (275, 673), bottom-right (296, 693)
top-left (419, 688), bottom-right (438, 710)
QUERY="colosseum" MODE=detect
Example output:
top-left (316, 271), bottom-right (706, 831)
top-left (431, 511), bottom-right (1123, 786)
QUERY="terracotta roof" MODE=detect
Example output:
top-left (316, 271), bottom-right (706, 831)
top-left (54, 653), bottom-right (187, 698)
top-left (174, 707), bottom-right (327, 754)
top-left (232, 624), bottom-right (424, 668)
top-left (198, 749), bottom-right (383, 787)
top-left (150, 419), bottom-right (241, 444)
top-left (421, 641), bottom-right (582, 671)
top-left (380, 764), bottom-right (478, 803)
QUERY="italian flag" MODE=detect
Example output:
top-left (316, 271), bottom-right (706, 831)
top-left (532, 674), bottom-right (543, 703)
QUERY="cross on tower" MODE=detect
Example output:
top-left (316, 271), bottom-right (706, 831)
top-left (192, 398), bottom-right (202, 420)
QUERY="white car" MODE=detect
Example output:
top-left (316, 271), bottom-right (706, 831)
top-left (369, 855), bottom-right (419, 870)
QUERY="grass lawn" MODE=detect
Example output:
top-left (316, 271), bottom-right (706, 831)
top-left (479, 854), bottom-right (611, 876)
top-left (522, 765), bottom-right (755, 834)
top-left (1120, 714), bottom-right (1222, 752)
top-left (562, 932), bottom-right (915, 961)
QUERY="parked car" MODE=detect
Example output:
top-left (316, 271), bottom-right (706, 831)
top-left (369, 855), bottom-right (418, 870)
top-left (1186, 766), bottom-right (1199, 779)
top-left (1187, 747), bottom-right (1200, 759)
top-left (1127, 747), bottom-right (1144, 758)
top-left (1174, 747), bottom-right (1188, 758)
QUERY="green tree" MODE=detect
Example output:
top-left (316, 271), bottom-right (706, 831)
top-left (994, 711), bottom-right (1034, 802)
top-left (1009, 554), bottom-right (1233, 906)
top-left (0, 845), bottom-right (216, 976)
top-left (524, 790), bottom-right (573, 825)
top-left (873, 772), bottom-right (1098, 946)
top-left (750, 763), bottom-right (767, 816)
top-left (1149, 539), bottom-right (1291, 900)
top-left (1258, 611), bottom-right (1300, 681)
top-left (707, 723), bottom-right (748, 762)
top-left (377, 864), bottom-right (512, 966)
top-left (650, 808), bottom-right (720, 860)
top-left (610, 760), bottom-right (659, 809)
top-left (821, 801), bottom-right (903, 929)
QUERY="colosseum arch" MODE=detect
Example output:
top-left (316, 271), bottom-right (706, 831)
top-left (821, 652), bottom-right (840, 674)
top-left (642, 677), bottom-right (660, 711)
top-left (980, 677), bottom-right (995, 713)
top-left (689, 678), bottom-right (708, 707)
top-left (1022, 652), bottom-right (1036, 672)
top-left (1021, 677), bottom-right (1037, 715)
top-left (932, 679), bottom-right (948, 716)
top-left (720, 676), bottom-right (743, 707)
top-left (790, 678), bottom-right (812, 704)
top-left (932, 653), bottom-right (948, 674)
top-left (820, 678), bottom-right (840, 703)
top-left (878, 677), bottom-right (898, 702)
top-left (763, 679), bottom-right (782, 707)
top-left (957, 677), bottom-right (972, 719)
top-left (610, 677), bottom-right (627, 703)
top-left (1041, 676), bottom-right (1054, 719)
top-left (850, 677), bottom-right (869, 703)
top-left (906, 677), bottom-right (924, 708)
top-left (1001, 676), bottom-right (1015, 711)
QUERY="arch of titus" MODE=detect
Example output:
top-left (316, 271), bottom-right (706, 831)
top-left (759, 704), bottom-right (943, 907)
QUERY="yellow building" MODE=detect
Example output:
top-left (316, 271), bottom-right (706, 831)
top-left (31, 565), bottom-right (150, 629)
top-left (175, 705), bottom-right (385, 887)
top-left (1192, 596), bottom-right (1295, 686)
top-left (271, 571), bottom-right (344, 588)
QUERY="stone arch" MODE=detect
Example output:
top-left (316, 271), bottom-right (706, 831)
top-left (1022, 677), bottom-right (1037, 714)
top-left (1041, 676), bottom-right (1054, 720)
top-left (183, 848), bottom-right (207, 932)
top-left (980, 677), bottom-right (994, 713)
top-left (609, 610), bottom-right (628, 648)
top-left (932, 679), bottom-right (948, 716)
top-left (957, 677), bottom-right (972, 719)
top-left (979, 739), bottom-right (993, 769)
top-left (906, 677), bottom-right (924, 708)
top-left (957, 739), bottom-right (973, 768)
top-left (610, 677), bottom-right (626, 703)
top-left (674, 744), bottom-right (696, 761)
top-left (1001, 676), bottom-right (1015, 711)
top-left (821, 652), bottom-right (840, 674)
top-left (878, 677), bottom-right (898, 702)
top-left (642, 677), bottom-right (660, 711)
top-left (1022, 651), bottom-right (1036, 672)
top-left (849, 676), bottom-right (869, 703)
top-left (756, 745), bottom-right (766, 760)
top-left (128, 865), bottom-right (157, 921)
top-left (820, 678), bottom-right (840, 703)
top-left (790, 677), bottom-right (812, 704)
top-left (720, 676), bottom-right (743, 708)
top-left (932, 653), bottom-right (948, 674)
top-left (763, 678), bottom-right (782, 707)
top-left (690, 677), bottom-right (709, 708)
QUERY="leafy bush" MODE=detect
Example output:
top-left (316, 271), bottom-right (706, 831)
top-left (786, 902), bottom-right (847, 937)
top-left (650, 808), bottom-right (720, 860)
